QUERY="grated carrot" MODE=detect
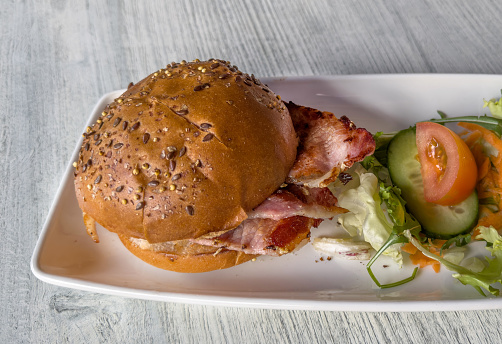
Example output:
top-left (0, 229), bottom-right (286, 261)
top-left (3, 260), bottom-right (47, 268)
top-left (459, 122), bottom-right (502, 234)
top-left (401, 242), bottom-right (417, 255)
top-left (401, 240), bottom-right (446, 273)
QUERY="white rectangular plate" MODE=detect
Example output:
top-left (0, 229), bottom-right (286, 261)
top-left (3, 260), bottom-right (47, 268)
top-left (31, 74), bottom-right (502, 311)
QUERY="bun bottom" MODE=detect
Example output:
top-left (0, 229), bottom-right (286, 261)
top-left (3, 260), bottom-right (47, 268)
top-left (119, 235), bottom-right (258, 273)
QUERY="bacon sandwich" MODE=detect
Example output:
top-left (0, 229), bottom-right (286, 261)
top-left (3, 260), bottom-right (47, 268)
top-left (73, 59), bottom-right (375, 272)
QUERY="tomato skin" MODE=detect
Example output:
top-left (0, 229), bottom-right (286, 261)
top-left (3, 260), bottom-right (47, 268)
top-left (416, 122), bottom-right (477, 206)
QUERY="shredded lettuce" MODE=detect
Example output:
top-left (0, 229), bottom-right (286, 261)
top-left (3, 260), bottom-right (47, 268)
top-left (404, 226), bottom-right (502, 296)
top-left (484, 91), bottom-right (502, 119)
top-left (337, 165), bottom-right (403, 265)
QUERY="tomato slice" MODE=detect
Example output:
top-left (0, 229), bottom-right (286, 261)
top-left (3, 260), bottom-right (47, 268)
top-left (416, 122), bottom-right (477, 206)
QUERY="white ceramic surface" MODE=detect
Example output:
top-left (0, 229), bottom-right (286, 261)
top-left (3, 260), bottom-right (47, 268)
top-left (31, 74), bottom-right (502, 311)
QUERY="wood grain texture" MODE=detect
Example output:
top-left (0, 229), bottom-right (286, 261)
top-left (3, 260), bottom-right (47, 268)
top-left (3, 0), bottom-right (502, 343)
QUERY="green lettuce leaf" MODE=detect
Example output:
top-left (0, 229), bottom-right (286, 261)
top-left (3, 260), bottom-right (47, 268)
top-left (337, 165), bottom-right (403, 265)
top-left (404, 227), bottom-right (502, 296)
top-left (484, 92), bottom-right (502, 119)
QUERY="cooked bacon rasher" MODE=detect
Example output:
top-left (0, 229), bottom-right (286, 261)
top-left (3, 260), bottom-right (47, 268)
top-left (286, 102), bottom-right (376, 188)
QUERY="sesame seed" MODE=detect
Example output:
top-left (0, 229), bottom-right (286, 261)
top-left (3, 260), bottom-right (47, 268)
top-left (113, 118), bottom-right (122, 127)
top-left (172, 173), bottom-right (181, 181)
top-left (113, 143), bottom-right (124, 149)
top-left (148, 180), bottom-right (159, 187)
top-left (200, 123), bottom-right (212, 130)
top-left (143, 133), bottom-right (150, 144)
top-left (122, 121), bottom-right (128, 130)
top-left (202, 133), bottom-right (214, 142)
top-left (116, 185), bottom-right (124, 192)
top-left (130, 122), bottom-right (140, 131)
top-left (175, 109), bottom-right (188, 116)
top-left (186, 205), bottom-right (194, 216)
top-left (179, 146), bottom-right (187, 157)
top-left (87, 184), bottom-right (92, 190)
top-left (169, 160), bottom-right (176, 171)
top-left (167, 151), bottom-right (176, 160)
top-left (194, 83), bottom-right (210, 91)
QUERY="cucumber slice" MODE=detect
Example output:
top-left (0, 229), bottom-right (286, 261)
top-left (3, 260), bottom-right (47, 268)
top-left (387, 127), bottom-right (478, 239)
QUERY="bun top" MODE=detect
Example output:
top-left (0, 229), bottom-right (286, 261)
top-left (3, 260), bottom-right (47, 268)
top-left (74, 59), bottom-right (298, 242)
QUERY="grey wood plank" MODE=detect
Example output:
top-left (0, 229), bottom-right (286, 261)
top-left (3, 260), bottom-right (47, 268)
top-left (2, 0), bottom-right (502, 343)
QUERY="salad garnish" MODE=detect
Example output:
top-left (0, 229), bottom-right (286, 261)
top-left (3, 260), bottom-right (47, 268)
top-left (320, 91), bottom-right (502, 296)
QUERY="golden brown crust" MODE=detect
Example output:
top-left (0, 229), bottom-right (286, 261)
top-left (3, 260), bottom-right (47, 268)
top-left (74, 59), bottom-right (298, 243)
top-left (119, 234), bottom-right (257, 273)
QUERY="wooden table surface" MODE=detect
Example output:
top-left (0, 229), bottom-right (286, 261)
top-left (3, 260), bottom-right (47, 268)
top-left (4, 0), bottom-right (502, 343)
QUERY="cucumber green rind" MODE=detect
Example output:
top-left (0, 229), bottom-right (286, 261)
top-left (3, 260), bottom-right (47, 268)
top-left (387, 127), bottom-right (479, 239)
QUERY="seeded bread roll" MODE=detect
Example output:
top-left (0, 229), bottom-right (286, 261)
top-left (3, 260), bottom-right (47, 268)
top-left (74, 59), bottom-right (298, 243)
